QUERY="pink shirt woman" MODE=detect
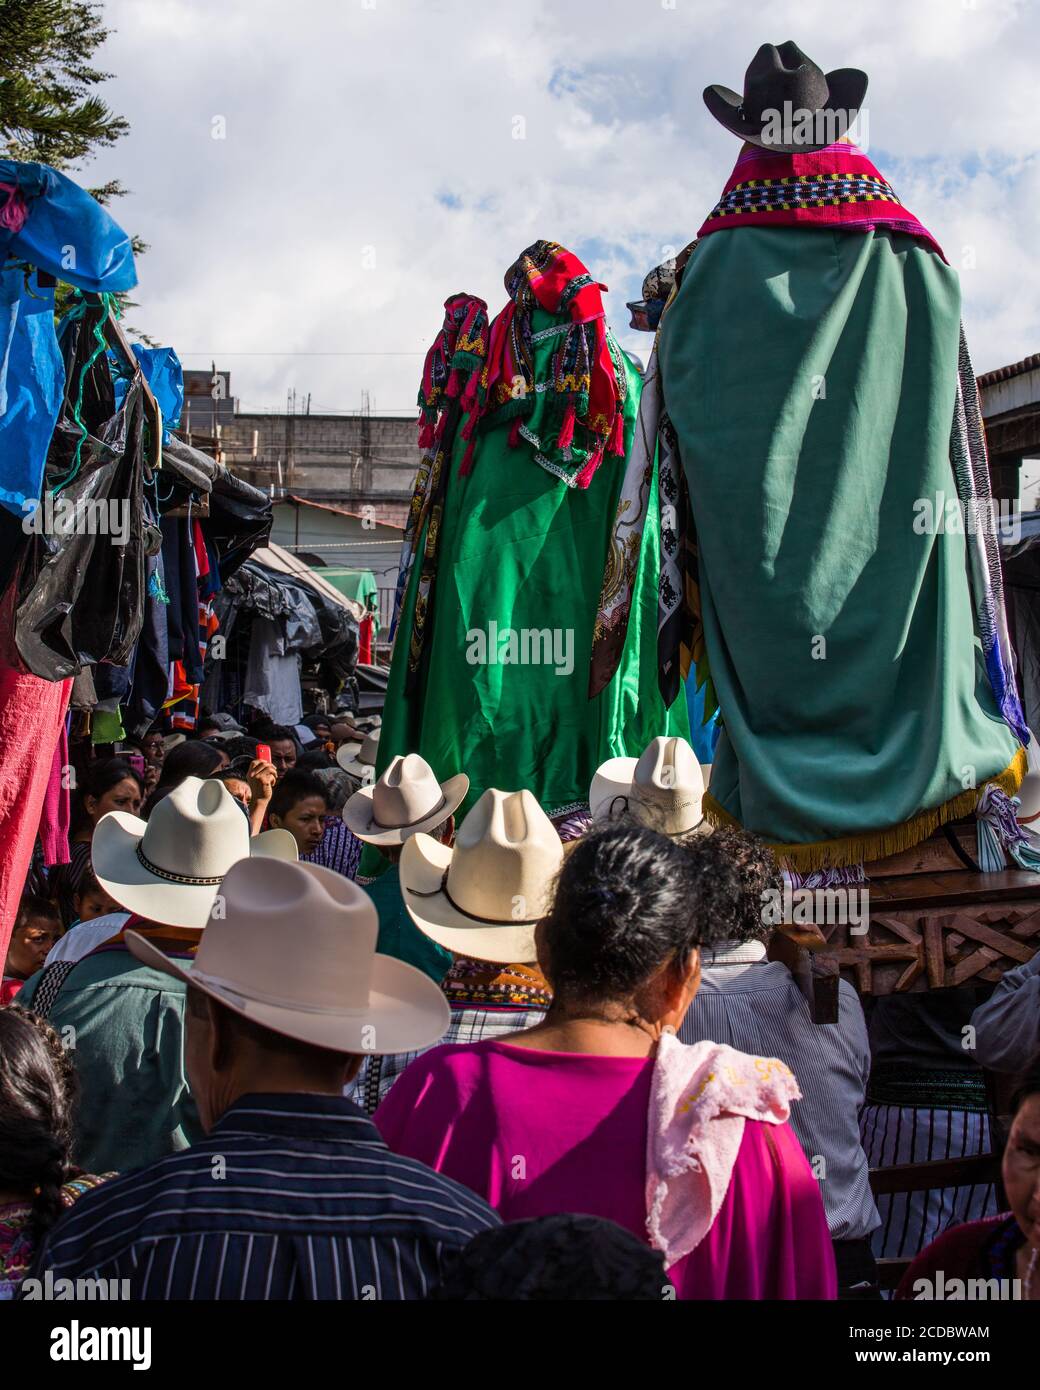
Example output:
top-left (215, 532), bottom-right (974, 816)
top-left (376, 820), bottom-right (836, 1299)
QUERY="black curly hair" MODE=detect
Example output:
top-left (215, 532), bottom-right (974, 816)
top-left (541, 821), bottom-right (704, 1004)
top-left (428, 1214), bottom-right (668, 1300)
top-left (542, 821), bottom-right (783, 1004)
top-left (68, 756), bottom-right (144, 837)
top-left (0, 1009), bottom-right (78, 1235)
top-left (677, 826), bottom-right (782, 946)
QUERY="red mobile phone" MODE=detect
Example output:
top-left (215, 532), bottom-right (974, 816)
top-left (256, 743), bottom-right (271, 763)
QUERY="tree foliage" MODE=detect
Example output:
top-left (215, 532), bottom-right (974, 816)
top-left (0, 0), bottom-right (129, 172)
top-left (0, 2), bottom-right (150, 330)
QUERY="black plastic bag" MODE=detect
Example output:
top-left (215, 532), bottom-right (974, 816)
top-left (14, 306), bottom-right (148, 680)
top-left (206, 467), bottom-right (272, 583)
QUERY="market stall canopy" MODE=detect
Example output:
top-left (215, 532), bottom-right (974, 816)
top-left (252, 542), bottom-right (365, 623)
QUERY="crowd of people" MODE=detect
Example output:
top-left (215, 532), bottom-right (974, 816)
top-left (1, 715), bottom-right (1038, 1302)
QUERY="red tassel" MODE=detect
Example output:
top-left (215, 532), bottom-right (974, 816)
top-left (445, 369), bottom-right (462, 398)
top-left (575, 443), bottom-right (604, 490)
top-left (459, 435), bottom-right (477, 476)
top-left (608, 411), bottom-right (625, 456)
top-left (418, 419), bottom-right (435, 449)
top-left (508, 418), bottom-right (522, 448)
top-left (556, 402), bottom-right (576, 451)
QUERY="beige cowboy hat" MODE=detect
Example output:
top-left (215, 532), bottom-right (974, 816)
top-left (343, 752), bottom-right (469, 846)
top-left (336, 728), bottom-right (379, 779)
top-left (126, 857), bottom-right (449, 1054)
top-left (1014, 735), bottom-right (1040, 825)
top-left (400, 788), bottom-right (563, 964)
top-left (590, 736), bottom-right (707, 837)
top-left (92, 776), bottom-right (299, 930)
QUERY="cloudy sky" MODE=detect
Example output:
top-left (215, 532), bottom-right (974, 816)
top-left (80, 0), bottom-right (1039, 415)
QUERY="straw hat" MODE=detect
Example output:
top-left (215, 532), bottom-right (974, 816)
top-left (400, 788), bottom-right (563, 964)
top-left (589, 736), bottom-right (706, 837)
top-left (92, 776), bottom-right (299, 930)
top-left (343, 753), bottom-right (469, 846)
top-left (336, 728), bottom-right (379, 779)
top-left (126, 857), bottom-right (449, 1054)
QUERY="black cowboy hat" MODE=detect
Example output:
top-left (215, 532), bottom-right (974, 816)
top-left (704, 41), bottom-right (867, 155)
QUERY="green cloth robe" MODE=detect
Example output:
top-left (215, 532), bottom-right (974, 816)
top-left (362, 862), bottom-right (453, 982)
top-left (373, 309), bottom-right (690, 832)
top-left (659, 226), bottom-right (1021, 866)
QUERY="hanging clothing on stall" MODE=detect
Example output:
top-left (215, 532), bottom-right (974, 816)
top-left (244, 617), bottom-right (303, 725)
top-left (0, 591), bottom-right (71, 951)
top-left (0, 160), bottom-right (136, 520)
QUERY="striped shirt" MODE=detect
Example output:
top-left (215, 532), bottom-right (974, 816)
top-left (349, 1004), bottom-right (547, 1114)
top-left (27, 1092), bottom-right (499, 1300)
top-left (679, 941), bottom-right (880, 1242)
top-left (348, 961), bottom-right (552, 1114)
top-left (302, 816), bottom-right (363, 881)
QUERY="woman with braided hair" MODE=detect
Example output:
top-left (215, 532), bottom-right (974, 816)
top-left (0, 1009), bottom-right (112, 1298)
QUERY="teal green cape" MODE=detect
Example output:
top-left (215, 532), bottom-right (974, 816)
top-left (659, 226), bottom-right (1022, 868)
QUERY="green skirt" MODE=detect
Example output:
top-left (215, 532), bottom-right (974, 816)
top-left (659, 226), bottom-right (1022, 868)
top-left (374, 310), bottom-right (689, 832)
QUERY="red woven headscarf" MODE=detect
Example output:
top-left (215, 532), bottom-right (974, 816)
top-left (480, 241), bottom-right (625, 489)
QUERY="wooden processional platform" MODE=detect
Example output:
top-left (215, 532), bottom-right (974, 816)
top-left (802, 822), bottom-right (1040, 1020)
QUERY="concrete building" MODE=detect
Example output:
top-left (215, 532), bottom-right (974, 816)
top-left (270, 496), bottom-right (403, 631)
top-left (179, 370), bottom-right (417, 527)
top-left (978, 353), bottom-right (1040, 507)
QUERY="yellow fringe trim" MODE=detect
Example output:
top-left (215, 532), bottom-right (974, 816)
top-left (702, 746), bottom-right (1027, 872)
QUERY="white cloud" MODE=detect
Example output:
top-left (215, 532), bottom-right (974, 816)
top-left (73, 0), bottom-right (1039, 413)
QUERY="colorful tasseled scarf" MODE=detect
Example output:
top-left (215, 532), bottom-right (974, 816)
top-left (416, 293), bottom-right (490, 474)
top-left (479, 240), bottom-right (626, 490)
top-left (697, 140), bottom-right (944, 258)
top-left (399, 294), bottom-right (490, 692)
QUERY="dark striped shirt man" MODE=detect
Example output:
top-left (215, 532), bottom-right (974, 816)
top-left (28, 1092), bottom-right (499, 1300)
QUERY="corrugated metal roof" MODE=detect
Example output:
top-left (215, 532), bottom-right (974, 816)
top-left (977, 353), bottom-right (1040, 389)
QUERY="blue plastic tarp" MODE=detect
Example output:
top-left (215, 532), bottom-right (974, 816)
top-left (0, 161), bottom-right (137, 518)
top-left (112, 345), bottom-right (183, 441)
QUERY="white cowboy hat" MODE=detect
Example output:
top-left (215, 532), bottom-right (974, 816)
top-left (126, 857), bottom-right (449, 1054)
top-left (589, 736), bottom-right (706, 837)
top-left (336, 728), bottom-right (379, 779)
top-left (92, 776), bottom-right (299, 930)
top-left (400, 788), bottom-right (563, 964)
top-left (343, 753), bottom-right (469, 846)
top-left (1016, 770), bottom-right (1040, 825)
